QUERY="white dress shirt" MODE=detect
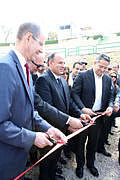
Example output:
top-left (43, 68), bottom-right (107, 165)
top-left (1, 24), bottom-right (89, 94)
top-left (14, 49), bottom-right (27, 80)
top-left (92, 71), bottom-right (103, 111)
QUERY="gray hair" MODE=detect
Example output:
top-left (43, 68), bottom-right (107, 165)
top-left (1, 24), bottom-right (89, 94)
top-left (96, 54), bottom-right (110, 63)
top-left (17, 22), bottom-right (41, 40)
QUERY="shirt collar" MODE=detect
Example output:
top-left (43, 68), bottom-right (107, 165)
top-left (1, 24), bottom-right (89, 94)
top-left (93, 69), bottom-right (103, 79)
top-left (14, 49), bottom-right (26, 67)
top-left (14, 49), bottom-right (27, 78)
top-left (51, 71), bottom-right (60, 80)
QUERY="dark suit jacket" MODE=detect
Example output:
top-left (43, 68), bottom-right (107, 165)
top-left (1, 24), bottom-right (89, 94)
top-left (117, 74), bottom-right (120, 87)
top-left (35, 69), bottom-right (82, 131)
top-left (32, 73), bottom-right (38, 85)
top-left (0, 50), bottom-right (51, 179)
top-left (34, 92), bottom-right (69, 130)
top-left (71, 68), bottom-right (113, 111)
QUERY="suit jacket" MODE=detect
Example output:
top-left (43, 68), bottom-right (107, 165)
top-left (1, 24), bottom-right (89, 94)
top-left (35, 69), bottom-right (82, 131)
top-left (117, 74), bottom-right (120, 87)
top-left (34, 92), bottom-right (69, 130)
top-left (71, 68), bottom-right (113, 111)
top-left (0, 50), bottom-right (51, 179)
top-left (32, 73), bottom-right (38, 85)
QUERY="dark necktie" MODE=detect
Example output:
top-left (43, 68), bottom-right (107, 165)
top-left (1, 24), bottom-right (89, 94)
top-left (25, 63), bottom-right (30, 87)
top-left (57, 78), bottom-right (65, 99)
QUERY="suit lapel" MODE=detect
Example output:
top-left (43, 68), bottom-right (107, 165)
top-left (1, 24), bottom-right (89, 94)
top-left (47, 69), bottom-right (67, 106)
top-left (89, 69), bottom-right (95, 100)
top-left (102, 75), bottom-right (106, 103)
top-left (61, 78), bottom-right (69, 109)
top-left (9, 50), bottom-right (34, 108)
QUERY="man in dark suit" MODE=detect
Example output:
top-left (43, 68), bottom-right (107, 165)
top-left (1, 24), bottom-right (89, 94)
top-left (71, 54), bottom-right (113, 178)
top-left (0, 22), bottom-right (67, 180)
top-left (35, 52), bottom-right (91, 180)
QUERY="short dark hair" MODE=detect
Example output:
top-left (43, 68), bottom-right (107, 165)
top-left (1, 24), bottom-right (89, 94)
top-left (73, 62), bottom-right (82, 68)
top-left (96, 54), bottom-right (110, 63)
top-left (47, 53), bottom-right (56, 66)
top-left (17, 22), bottom-right (41, 40)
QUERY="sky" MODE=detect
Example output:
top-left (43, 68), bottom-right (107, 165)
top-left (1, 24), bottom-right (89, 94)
top-left (1, 0), bottom-right (120, 35)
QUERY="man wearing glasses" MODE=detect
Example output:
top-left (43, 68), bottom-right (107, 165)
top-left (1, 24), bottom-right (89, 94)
top-left (29, 55), bottom-right (45, 85)
top-left (0, 22), bottom-right (67, 180)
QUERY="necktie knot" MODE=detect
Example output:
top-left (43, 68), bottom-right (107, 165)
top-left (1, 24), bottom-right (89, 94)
top-left (25, 63), bottom-right (30, 72)
top-left (25, 63), bottom-right (30, 87)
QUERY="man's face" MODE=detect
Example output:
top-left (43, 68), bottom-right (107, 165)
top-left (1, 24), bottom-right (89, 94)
top-left (112, 64), bottom-right (119, 73)
top-left (94, 59), bottom-right (109, 77)
top-left (26, 33), bottom-right (45, 62)
top-left (50, 55), bottom-right (65, 76)
top-left (29, 53), bottom-right (44, 74)
top-left (73, 64), bottom-right (83, 77)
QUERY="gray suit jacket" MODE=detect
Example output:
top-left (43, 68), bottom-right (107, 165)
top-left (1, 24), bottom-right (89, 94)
top-left (0, 50), bottom-right (51, 179)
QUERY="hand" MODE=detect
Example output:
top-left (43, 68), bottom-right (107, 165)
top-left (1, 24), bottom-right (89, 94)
top-left (68, 117), bottom-right (83, 130)
top-left (113, 104), bottom-right (119, 112)
top-left (80, 114), bottom-right (92, 123)
top-left (34, 132), bottom-right (53, 148)
top-left (68, 126), bottom-right (80, 133)
top-left (47, 127), bottom-right (67, 144)
top-left (104, 107), bottom-right (113, 116)
top-left (82, 108), bottom-right (97, 116)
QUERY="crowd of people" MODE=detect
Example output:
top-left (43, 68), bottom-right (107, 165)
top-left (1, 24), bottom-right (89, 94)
top-left (0, 22), bottom-right (120, 180)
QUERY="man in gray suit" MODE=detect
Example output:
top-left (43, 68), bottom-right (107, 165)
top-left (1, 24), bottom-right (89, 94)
top-left (0, 22), bottom-right (67, 180)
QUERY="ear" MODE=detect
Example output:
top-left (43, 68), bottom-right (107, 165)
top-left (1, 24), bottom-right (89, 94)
top-left (49, 59), bottom-right (54, 66)
top-left (25, 32), bottom-right (32, 41)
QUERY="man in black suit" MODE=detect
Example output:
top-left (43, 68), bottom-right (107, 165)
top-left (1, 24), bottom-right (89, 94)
top-left (71, 54), bottom-right (113, 178)
top-left (35, 52), bottom-right (91, 180)
top-left (29, 54), bottom-right (82, 132)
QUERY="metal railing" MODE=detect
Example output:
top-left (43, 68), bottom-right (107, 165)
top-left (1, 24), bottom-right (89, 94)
top-left (45, 41), bottom-right (120, 57)
top-left (0, 41), bottom-right (120, 58)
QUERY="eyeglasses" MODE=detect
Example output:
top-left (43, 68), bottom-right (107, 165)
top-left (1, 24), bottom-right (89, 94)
top-left (32, 35), bottom-right (43, 46)
top-left (31, 60), bottom-right (44, 69)
top-left (81, 62), bottom-right (87, 65)
top-left (61, 72), bottom-right (69, 75)
top-left (111, 75), bottom-right (117, 78)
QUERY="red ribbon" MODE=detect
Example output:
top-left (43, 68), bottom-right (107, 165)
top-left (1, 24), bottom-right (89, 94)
top-left (14, 115), bottom-right (101, 180)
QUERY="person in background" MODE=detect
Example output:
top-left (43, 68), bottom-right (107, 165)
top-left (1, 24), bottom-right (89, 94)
top-left (108, 71), bottom-right (120, 134)
top-left (30, 54), bottom-right (45, 85)
top-left (0, 22), bottom-right (67, 180)
top-left (109, 71), bottom-right (120, 165)
top-left (106, 64), bottom-right (112, 75)
top-left (80, 58), bottom-right (88, 70)
top-left (37, 62), bottom-right (46, 74)
top-left (61, 66), bottom-right (70, 85)
top-left (69, 62), bottom-right (84, 87)
top-left (112, 63), bottom-right (120, 87)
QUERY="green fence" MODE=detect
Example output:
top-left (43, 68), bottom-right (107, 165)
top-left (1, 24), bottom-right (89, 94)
top-left (45, 41), bottom-right (120, 57)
